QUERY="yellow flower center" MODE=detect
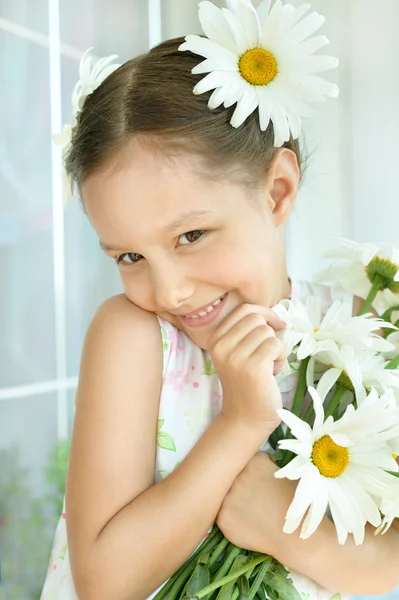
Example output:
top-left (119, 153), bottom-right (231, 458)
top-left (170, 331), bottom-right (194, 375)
top-left (311, 435), bottom-right (349, 478)
top-left (239, 48), bottom-right (278, 86)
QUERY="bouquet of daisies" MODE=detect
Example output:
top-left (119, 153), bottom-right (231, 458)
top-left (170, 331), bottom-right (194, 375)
top-left (153, 238), bottom-right (399, 600)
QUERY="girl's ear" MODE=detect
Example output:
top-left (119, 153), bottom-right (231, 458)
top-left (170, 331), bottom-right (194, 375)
top-left (265, 148), bottom-right (300, 226)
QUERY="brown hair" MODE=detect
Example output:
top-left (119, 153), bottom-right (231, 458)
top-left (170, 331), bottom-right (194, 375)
top-left (65, 37), bottom-right (302, 194)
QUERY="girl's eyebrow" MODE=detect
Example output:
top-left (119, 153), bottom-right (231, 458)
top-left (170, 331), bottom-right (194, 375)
top-left (99, 209), bottom-right (215, 252)
top-left (161, 209), bottom-right (215, 232)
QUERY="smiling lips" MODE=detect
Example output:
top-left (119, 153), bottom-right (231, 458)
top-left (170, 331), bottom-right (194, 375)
top-left (178, 294), bottom-right (227, 328)
top-left (183, 294), bottom-right (226, 319)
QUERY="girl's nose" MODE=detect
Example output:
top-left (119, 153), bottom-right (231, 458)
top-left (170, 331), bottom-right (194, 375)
top-left (151, 263), bottom-right (195, 312)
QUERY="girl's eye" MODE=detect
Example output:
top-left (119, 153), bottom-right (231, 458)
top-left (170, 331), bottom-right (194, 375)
top-left (178, 230), bottom-right (205, 245)
top-left (115, 252), bottom-right (142, 265)
top-left (115, 230), bottom-right (205, 266)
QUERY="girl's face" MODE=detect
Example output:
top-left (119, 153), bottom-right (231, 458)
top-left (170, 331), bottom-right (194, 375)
top-left (83, 143), bottom-right (298, 350)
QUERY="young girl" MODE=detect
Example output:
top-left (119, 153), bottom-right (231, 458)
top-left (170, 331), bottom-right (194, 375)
top-left (42, 1), bottom-right (399, 599)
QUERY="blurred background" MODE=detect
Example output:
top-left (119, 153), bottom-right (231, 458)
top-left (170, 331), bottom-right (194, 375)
top-left (0, 0), bottom-right (398, 598)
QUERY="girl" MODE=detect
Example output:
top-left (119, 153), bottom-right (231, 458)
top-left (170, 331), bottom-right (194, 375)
top-left (42, 1), bottom-right (399, 599)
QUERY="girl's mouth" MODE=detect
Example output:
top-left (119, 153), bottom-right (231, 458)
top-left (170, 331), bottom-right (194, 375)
top-left (179, 293), bottom-right (227, 329)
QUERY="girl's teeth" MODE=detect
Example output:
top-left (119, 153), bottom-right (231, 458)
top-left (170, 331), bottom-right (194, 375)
top-left (185, 295), bottom-right (225, 319)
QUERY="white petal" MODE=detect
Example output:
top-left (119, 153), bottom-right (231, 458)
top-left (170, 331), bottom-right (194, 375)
top-left (192, 56), bottom-right (238, 75)
top-left (300, 481), bottom-right (329, 538)
top-left (193, 71), bottom-right (236, 95)
top-left (278, 439), bottom-right (311, 458)
top-left (230, 87), bottom-right (259, 127)
top-left (295, 35), bottom-right (330, 57)
top-left (280, 3), bottom-right (312, 31)
top-left (285, 463), bottom-right (321, 528)
top-left (255, 86), bottom-right (272, 131)
top-left (308, 386), bottom-right (325, 430)
top-left (270, 100), bottom-right (291, 147)
top-left (306, 355), bottom-right (316, 389)
top-left (316, 368), bottom-right (342, 404)
top-left (288, 55), bottom-right (339, 75)
top-left (198, 1), bottom-right (238, 53)
top-left (285, 111), bottom-right (302, 140)
top-left (223, 76), bottom-right (247, 107)
top-left (277, 408), bottom-right (313, 441)
top-left (221, 8), bottom-right (248, 55)
top-left (256, 0), bottom-right (272, 24)
top-left (289, 11), bottom-right (326, 45)
top-left (298, 73), bottom-right (339, 99)
top-left (226, 0), bottom-right (260, 48)
top-left (180, 34), bottom-right (238, 64)
top-left (275, 454), bottom-right (309, 480)
top-left (267, 77), bottom-right (317, 116)
top-left (297, 336), bottom-right (318, 360)
top-left (79, 47), bottom-right (94, 82)
top-left (208, 86), bottom-right (227, 109)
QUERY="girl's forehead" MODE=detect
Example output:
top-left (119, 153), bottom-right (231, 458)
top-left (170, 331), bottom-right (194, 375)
top-left (83, 143), bottom-right (256, 227)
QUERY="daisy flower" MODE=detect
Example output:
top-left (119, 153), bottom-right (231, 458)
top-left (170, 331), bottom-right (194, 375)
top-left (179, 0), bottom-right (338, 146)
top-left (310, 345), bottom-right (399, 398)
top-left (275, 377), bottom-right (399, 545)
top-left (272, 295), bottom-right (395, 360)
top-left (53, 48), bottom-right (120, 205)
top-left (314, 238), bottom-right (399, 315)
top-left (71, 48), bottom-right (121, 115)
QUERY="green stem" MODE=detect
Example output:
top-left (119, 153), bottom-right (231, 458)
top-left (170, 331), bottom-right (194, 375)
top-left (153, 527), bottom-right (222, 600)
top-left (276, 357), bottom-right (309, 467)
top-left (324, 385), bottom-right (346, 419)
top-left (185, 556), bottom-right (270, 599)
top-left (208, 537), bottom-right (230, 568)
top-left (291, 357), bottom-right (310, 417)
top-left (357, 275), bottom-right (384, 315)
top-left (247, 557), bottom-right (273, 600)
top-left (385, 354), bottom-right (399, 370)
top-left (212, 545), bottom-right (242, 582)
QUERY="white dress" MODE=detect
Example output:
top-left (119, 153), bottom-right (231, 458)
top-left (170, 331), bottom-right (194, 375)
top-left (41, 280), bottom-right (351, 600)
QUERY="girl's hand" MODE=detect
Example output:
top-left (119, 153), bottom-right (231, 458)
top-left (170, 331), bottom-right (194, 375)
top-left (208, 304), bottom-right (286, 435)
top-left (216, 452), bottom-right (297, 558)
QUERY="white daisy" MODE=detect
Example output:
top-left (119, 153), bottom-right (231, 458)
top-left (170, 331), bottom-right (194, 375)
top-left (54, 48), bottom-right (120, 205)
top-left (314, 238), bottom-right (399, 315)
top-left (310, 345), bottom-right (399, 399)
top-left (71, 48), bottom-right (121, 115)
top-left (179, 0), bottom-right (338, 146)
top-left (272, 296), bottom-right (395, 360)
top-left (275, 377), bottom-right (399, 545)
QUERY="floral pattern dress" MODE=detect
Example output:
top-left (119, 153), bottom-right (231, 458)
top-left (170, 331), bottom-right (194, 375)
top-left (41, 280), bottom-right (351, 600)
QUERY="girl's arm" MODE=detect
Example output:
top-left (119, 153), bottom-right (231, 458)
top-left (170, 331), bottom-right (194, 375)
top-left (217, 452), bottom-right (399, 596)
top-left (67, 295), bottom-right (279, 600)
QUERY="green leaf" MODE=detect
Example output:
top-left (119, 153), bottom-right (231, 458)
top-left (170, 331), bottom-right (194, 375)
top-left (157, 419), bottom-right (165, 431)
top-left (202, 359), bottom-right (217, 376)
top-left (157, 470), bottom-right (170, 480)
top-left (186, 562), bottom-right (210, 594)
top-left (329, 595), bottom-right (341, 600)
top-left (59, 544), bottom-right (68, 560)
top-left (237, 574), bottom-right (250, 599)
top-left (157, 431), bottom-right (176, 452)
top-left (264, 568), bottom-right (302, 600)
top-left (161, 326), bottom-right (169, 351)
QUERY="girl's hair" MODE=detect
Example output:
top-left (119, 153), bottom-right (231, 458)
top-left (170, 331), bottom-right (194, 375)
top-left (66, 37), bottom-right (302, 194)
